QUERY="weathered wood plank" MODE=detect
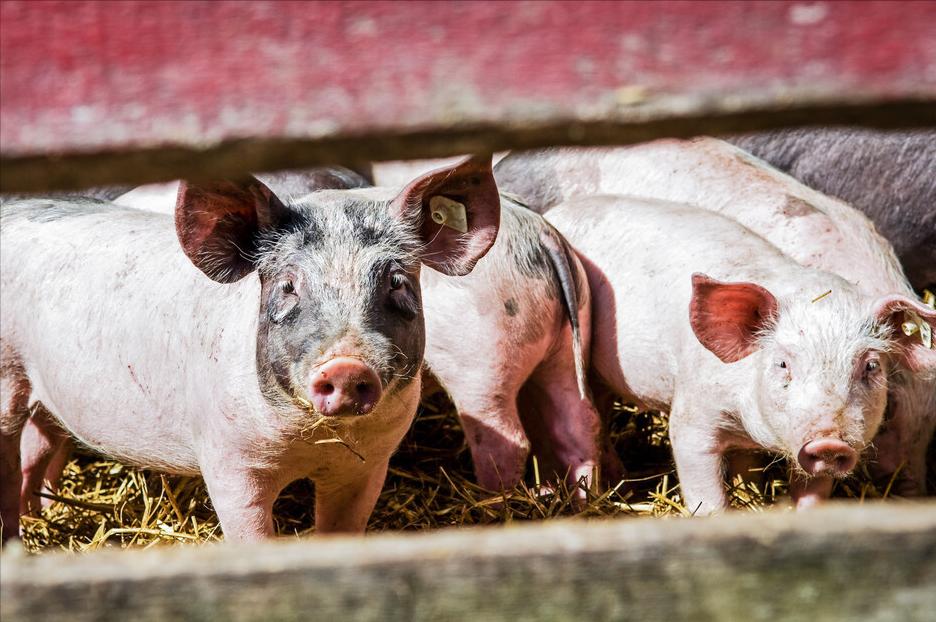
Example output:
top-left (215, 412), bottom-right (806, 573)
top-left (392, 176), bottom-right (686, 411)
top-left (1, 1), bottom-right (935, 191)
top-left (2, 502), bottom-right (935, 621)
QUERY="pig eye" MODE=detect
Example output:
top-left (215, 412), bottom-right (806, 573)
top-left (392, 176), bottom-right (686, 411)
top-left (386, 271), bottom-right (417, 321)
top-left (269, 277), bottom-right (299, 323)
top-left (777, 360), bottom-right (787, 369)
top-left (389, 272), bottom-right (407, 291)
top-left (861, 356), bottom-right (884, 385)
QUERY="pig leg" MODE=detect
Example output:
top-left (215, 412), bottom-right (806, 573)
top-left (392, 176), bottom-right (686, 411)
top-left (315, 458), bottom-right (390, 534)
top-left (520, 349), bottom-right (602, 503)
top-left (458, 400), bottom-right (530, 494)
top-left (1, 352), bottom-right (30, 542)
top-left (669, 404), bottom-right (729, 515)
top-left (40, 437), bottom-right (74, 509)
top-left (20, 405), bottom-right (70, 515)
top-left (590, 376), bottom-right (627, 487)
top-left (201, 464), bottom-right (280, 542)
top-left (788, 473), bottom-right (834, 509)
top-left (430, 359), bottom-right (531, 492)
top-left (902, 417), bottom-right (935, 496)
top-left (869, 390), bottom-right (934, 497)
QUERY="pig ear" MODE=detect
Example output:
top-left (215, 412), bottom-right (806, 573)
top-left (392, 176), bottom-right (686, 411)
top-left (175, 177), bottom-right (290, 283)
top-left (390, 155), bottom-right (500, 276)
top-left (690, 273), bottom-right (778, 363)
top-left (872, 295), bottom-right (936, 372)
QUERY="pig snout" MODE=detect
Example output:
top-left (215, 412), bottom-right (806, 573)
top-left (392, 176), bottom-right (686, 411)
top-left (309, 357), bottom-right (382, 416)
top-left (797, 438), bottom-right (858, 477)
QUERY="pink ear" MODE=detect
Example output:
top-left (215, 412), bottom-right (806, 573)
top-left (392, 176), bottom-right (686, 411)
top-left (175, 177), bottom-right (288, 283)
top-left (390, 154), bottom-right (500, 276)
top-left (689, 273), bottom-right (778, 363)
top-left (872, 294), bottom-right (936, 372)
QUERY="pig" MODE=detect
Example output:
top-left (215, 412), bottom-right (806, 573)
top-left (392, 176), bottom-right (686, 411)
top-left (0, 186), bottom-right (133, 206)
top-left (494, 138), bottom-right (936, 499)
top-left (373, 160), bottom-right (603, 496)
top-left (728, 128), bottom-right (936, 292)
top-left (542, 195), bottom-right (935, 512)
top-left (417, 196), bottom-right (601, 497)
top-left (101, 163), bottom-right (603, 501)
top-left (16, 167), bottom-right (378, 515)
top-left (0, 155), bottom-right (501, 542)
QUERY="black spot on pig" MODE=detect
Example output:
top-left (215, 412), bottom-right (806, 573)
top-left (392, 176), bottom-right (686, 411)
top-left (504, 298), bottom-right (519, 316)
top-left (500, 203), bottom-right (557, 291)
top-left (354, 225), bottom-right (383, 247)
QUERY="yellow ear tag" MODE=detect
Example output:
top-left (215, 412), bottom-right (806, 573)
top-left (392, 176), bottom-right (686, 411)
top-left (429, 196), bottom-right (468, 233)
top-left (918, 290), bottom-right (934, 349)
top-left (902, 320), bottom-right (920, 337)
top-left (904, 310), bottom-right (933, 349)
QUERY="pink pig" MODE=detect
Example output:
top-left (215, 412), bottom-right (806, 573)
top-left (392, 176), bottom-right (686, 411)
top-left (0, 156), bottom-right (500, 542)
top-left (542, 196), bottom-right (935, 513)
top-left (496, 138), bottom-right (936, 500)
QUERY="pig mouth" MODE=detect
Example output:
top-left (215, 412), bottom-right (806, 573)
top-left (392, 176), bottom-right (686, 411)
top-left (286, 406), bottom-right (368, 464)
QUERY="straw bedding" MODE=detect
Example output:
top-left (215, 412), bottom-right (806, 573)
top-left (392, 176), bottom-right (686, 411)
top-left (20, 387), bottom-right (923, 553)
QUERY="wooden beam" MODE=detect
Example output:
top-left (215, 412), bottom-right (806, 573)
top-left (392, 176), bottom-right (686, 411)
top-left (2, 1), bottom-right (935, 192)
top-left (3, 502), bottom-right (935, 621)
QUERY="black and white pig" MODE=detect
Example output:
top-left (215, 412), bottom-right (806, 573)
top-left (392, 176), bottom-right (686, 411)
top-left (1, 156), bottom-right (500, 542)
top-left (111, 163), bottom-right (604, 501)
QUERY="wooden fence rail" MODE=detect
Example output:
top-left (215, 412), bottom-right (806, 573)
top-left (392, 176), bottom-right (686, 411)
top-left (2, 502), bottom-right (935, 621)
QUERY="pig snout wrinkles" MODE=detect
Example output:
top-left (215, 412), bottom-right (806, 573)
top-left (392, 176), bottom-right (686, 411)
top-left (797, 438), bottom-right (859, 476)
top-left (309, 357), bottom-right (382, 417)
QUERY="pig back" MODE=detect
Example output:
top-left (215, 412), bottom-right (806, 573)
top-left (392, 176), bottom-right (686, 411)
top-left (729, 128), bottom-right (936, 291)
top-left (495, 139), bottom-right (913, 300)
top-left (543, 195), bottom-right (800, 408)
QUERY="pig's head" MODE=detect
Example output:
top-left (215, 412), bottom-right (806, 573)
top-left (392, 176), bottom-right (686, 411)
top-left (690, 273), bottom-right (936, 479)
top-left (174, 155), bottom-right (500, 419)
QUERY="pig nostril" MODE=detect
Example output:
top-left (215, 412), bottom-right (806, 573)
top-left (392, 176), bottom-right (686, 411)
top-left (308, 358), bottom-right (382, 416)
top-left (799, 439), bottom-right (857, 476)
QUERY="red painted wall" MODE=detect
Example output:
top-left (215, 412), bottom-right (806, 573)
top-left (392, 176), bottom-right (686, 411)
top-left (2, 1), bottom-right (934, 156)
